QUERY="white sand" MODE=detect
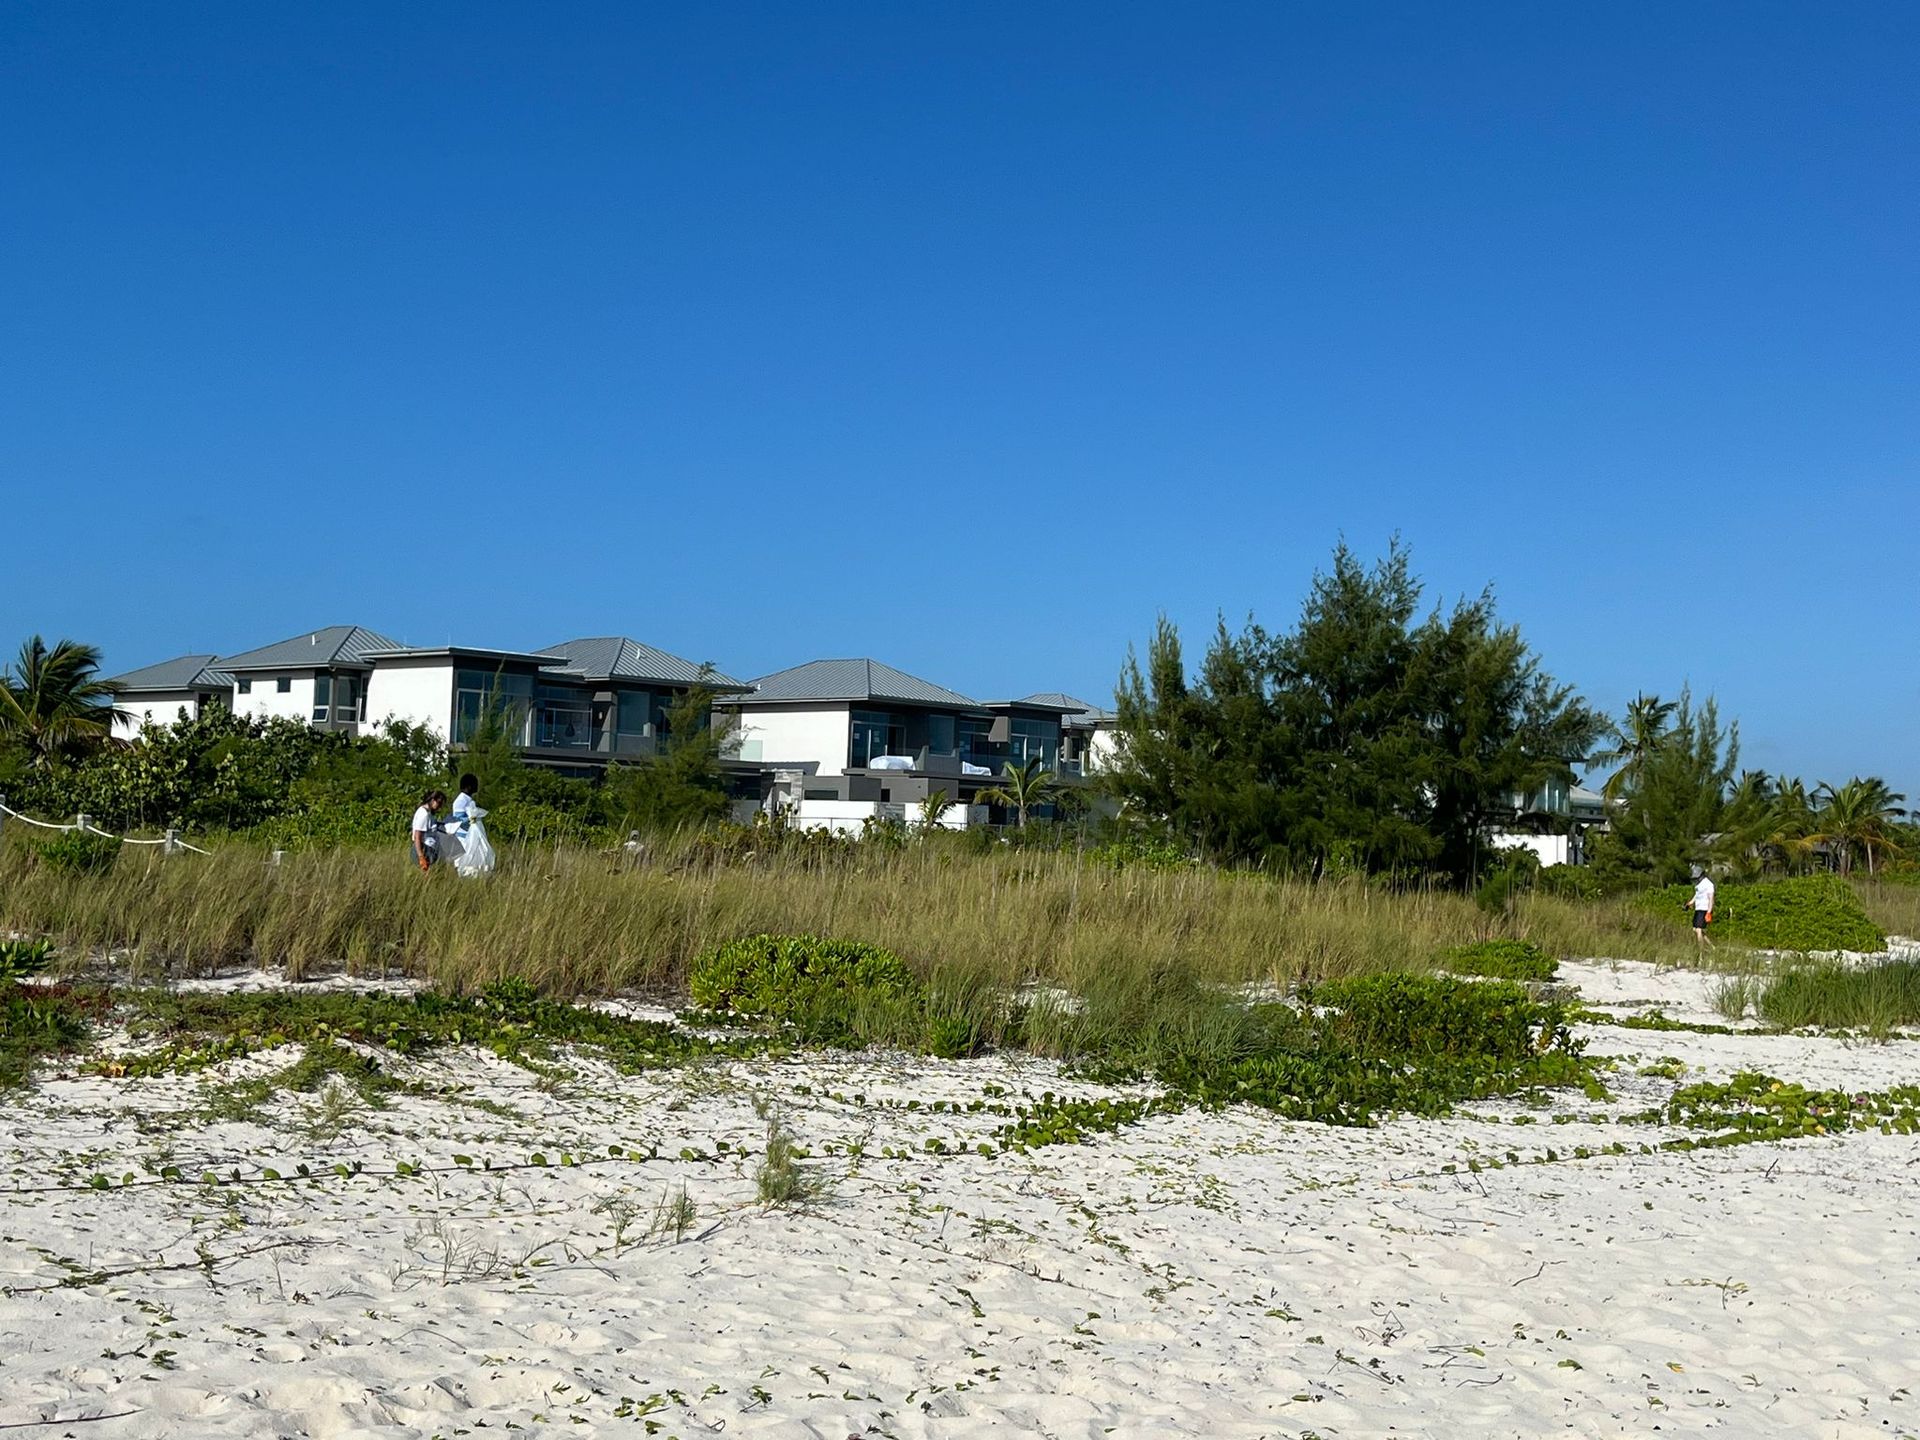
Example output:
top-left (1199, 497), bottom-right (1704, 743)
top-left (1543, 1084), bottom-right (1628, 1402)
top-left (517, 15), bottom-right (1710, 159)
top-left (2, 961), bottom-right (1918, 1438)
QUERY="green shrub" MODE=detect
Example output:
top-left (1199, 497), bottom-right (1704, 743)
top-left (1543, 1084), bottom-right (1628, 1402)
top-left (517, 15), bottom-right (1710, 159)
top-left (0, 939), bottom-right (53, 984)
top-left (1308, 973), bottom-right (1569, 1062)
top-left (1649, 874), bottom-right (1885, 953)
top-left (1087, 834), bottom-right (1198, 871)
top-left (690, 934), bottom-right (921, 1046)
top-left (33, 830), bottom-right (122, 875)
top-left (1436, 939), bottom-right (1557, 982)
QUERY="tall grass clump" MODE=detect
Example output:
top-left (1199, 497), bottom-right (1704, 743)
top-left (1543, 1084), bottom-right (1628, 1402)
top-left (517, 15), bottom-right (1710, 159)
top-left (1758, 960), bottom-right (1920, 1035)
top-left (1852, 877), bottom-right (1920, 944)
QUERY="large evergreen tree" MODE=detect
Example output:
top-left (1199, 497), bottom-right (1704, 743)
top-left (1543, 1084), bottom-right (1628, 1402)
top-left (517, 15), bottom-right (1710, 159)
top-left (1107, 543), bottom-right (1602, 881)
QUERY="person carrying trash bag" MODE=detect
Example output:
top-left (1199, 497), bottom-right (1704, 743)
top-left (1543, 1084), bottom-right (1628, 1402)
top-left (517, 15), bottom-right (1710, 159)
top-left (449, 773), bottom-right (496, 877)
top-left (411, 789), bottom-right (463, 873)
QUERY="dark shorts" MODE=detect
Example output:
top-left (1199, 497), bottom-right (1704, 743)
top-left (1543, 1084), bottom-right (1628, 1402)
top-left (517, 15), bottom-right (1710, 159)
top-left (1692, 909), bottom-right (1710, 930)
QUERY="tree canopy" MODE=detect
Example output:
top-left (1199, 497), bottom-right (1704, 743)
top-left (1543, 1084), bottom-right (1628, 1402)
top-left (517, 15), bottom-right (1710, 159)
top-left (1107, 543), bottom-right (1603, 881)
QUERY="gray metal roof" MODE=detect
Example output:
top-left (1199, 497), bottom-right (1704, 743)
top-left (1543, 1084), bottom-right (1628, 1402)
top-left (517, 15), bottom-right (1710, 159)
top-left (536, 638), bottom-right (745, 690)
top-left (217, 626), bottom-right (402, 672)
top-left (739, 659), bottom-right (982, 710)
top-left (1017, 691), bottom-right (1117, 726)
top-left (107, 654), bottom-right (228, 692)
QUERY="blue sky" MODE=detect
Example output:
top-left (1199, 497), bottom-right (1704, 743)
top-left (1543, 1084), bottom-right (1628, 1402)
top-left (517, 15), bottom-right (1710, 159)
top-left (2, 3), bottom-right (1914, 792)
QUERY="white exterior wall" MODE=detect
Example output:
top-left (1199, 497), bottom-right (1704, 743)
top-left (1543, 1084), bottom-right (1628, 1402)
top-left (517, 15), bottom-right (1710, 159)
top-left (231, 673), bottom-right (316, 725)
top-left (789, 799), bottom-right (988, 835)
top-left (1489, 833), bottom-right (1573, 868)
top-left (730, 704), bottom-right (851, 776)
top-left (113, 693), bottom-right (202, 741)
top-left (1085, 726), bottom-right (1120, 774)
top-left (363, 661), bottom-right (455, 740)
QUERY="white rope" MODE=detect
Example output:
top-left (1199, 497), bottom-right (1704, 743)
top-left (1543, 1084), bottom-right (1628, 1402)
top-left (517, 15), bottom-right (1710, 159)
top-left (0, 803), bottom-right (76, 832)
top-left (0, 800), bottom-right (209, 854)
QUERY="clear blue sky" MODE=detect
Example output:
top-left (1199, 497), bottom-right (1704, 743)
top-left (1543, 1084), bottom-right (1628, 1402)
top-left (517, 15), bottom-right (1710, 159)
top-left (2, 4), bottom-right (1914, 793)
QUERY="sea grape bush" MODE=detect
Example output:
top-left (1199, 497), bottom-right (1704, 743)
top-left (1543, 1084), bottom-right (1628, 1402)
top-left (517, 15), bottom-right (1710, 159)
top-left (1436, 939), bottom-right (1558, 982)
top-left (1648, 874), bottom-right (1884, 953)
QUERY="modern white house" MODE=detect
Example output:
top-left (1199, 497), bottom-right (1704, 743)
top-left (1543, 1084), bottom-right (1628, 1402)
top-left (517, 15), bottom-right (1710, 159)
top-left (1487, 782), bottom-right (1611, 867)
top-left (110, 625), bottom-right (747, 775)
top-left (105, 654), bottom-right (232, 740)
top-left (355, 636), bottom-right (748, 769)
top-left (718, 660), bottom-right (1089, 832)
top-left (217, 626), bottom-right (400, 732)
top-left (106, 630), bottom-right (1101, 831)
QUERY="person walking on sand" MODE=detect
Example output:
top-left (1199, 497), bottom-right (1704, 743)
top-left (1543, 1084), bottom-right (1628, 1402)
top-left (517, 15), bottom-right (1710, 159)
top-left (1688, 870), bottom-right (1716, 950)
top-left (411, 789), bottom-right (449, 872)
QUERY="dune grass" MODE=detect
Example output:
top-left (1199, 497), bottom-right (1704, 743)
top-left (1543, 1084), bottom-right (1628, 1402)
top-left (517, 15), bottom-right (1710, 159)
top-left (1853, 878), bottom-right (1920, 944)
top-left (1758, 959), bottom-right (1920, 1035)
top-left (1, 832), bottom-right (1707, 995)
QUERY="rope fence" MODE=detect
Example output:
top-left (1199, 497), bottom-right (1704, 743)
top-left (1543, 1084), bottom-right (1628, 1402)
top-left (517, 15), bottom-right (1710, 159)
top-left (0, 798), bottom-right (210, 856)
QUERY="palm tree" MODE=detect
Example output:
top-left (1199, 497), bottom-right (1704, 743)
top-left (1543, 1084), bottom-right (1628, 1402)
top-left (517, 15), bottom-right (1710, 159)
top-left (976, 757), bottom-right (1059, 828)
top-left (0, 636), bottom-right (125, 769)
top-left (916, 788), bottom-right (953, 831)
top-left (1808, 777), bottom-right (1909, 876)
top-left (1590, 693), bottom-right (1676, 802)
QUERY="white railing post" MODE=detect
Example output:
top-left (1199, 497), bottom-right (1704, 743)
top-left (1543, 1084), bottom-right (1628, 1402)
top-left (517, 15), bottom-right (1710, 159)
top-left (76, 813), bottom-right (92, 834)
top-left (164, 828), bottom-right (181, 856)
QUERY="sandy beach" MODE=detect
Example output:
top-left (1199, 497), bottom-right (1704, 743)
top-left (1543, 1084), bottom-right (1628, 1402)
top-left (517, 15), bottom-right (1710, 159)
top-left (2, 958), bottom-right (1917, 1439)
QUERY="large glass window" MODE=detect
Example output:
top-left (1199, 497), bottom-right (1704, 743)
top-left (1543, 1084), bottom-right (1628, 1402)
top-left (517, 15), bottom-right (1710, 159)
top-left (453, 669), bottom-right (533, 745)
top-left (312, 673), bottom-right (331, 723)
top-left (533, 683), bottom-right (592, 750)
top-left (958, 716), bottom-right (995, 766)
top-left (1008, 715), bottom-right (1060, 770)
top-left (850, 709), bottom-right (906, 767)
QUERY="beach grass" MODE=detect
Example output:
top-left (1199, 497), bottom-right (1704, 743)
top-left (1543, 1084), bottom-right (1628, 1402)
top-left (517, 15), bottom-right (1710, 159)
top-left (0, 833), bottom-right (1709, 995)
top-left (1757, 958), bottom-right (1920, 1035)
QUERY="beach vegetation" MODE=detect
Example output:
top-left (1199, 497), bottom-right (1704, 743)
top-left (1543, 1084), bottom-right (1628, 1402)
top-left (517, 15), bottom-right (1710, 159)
top-left (1436, 939), bottom-right (1557, 982)
top-left (1647, 874), bottom-right (1883, 953)
top-left (1756, 958), bottom-right (1920, 1035)
top-left (0, 635), bottom-right (124, 771)
top-left (1104, 541), bottom-right (1604, 883)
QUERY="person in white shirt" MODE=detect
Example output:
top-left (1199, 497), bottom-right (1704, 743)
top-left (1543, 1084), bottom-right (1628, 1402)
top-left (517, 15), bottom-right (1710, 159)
top-left (1688, 872), bottom-right (1716, 949)
top-left (411, 790), bottom-right (448, 872)
top-left (449, 773), bottom-right (495, 877)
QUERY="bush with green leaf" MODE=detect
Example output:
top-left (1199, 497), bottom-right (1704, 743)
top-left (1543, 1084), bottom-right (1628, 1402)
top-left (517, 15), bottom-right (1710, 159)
top-left (1648, 874), bottom-right (1885, 952)
top-left (1308, 973), bottom-right (1569, 1061)
top-left (690, 934), bottom-right (921, 1046)
top-left (33, 830), bottom-right (122, 875)
top-left (1436, 938), bottom-right (1558, 982)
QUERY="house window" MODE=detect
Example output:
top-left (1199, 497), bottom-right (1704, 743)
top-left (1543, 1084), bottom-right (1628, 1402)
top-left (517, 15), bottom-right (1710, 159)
top-left (312, 673), bottom-right (332, 723)
top-left (237, 678), bottom-right (252, 695)
top-left (1008, 716), bottom-right (1060, 770)
top-left (850, 710), bottom-right (905, 767)
top-left (276, 676), bottom-right (292, 694)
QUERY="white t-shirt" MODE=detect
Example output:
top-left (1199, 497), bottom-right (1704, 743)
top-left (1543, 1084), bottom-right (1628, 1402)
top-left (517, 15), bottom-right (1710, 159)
top-left (411, 805), bottom-right (434, 835)
top-left (1691, 877), bottom-right (1715, 912)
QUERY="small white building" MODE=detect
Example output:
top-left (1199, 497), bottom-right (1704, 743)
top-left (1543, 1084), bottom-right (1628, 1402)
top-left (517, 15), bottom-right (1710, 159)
top-left (105, 654), bottom-right (232, 740)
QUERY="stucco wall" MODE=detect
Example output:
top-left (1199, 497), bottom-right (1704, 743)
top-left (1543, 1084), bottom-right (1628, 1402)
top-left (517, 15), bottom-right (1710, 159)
top-left (364, 661), bottom-right (455, 740)
top-left (231, 673), bottom-right (316, 725)
top-left (730, 704), bottom-right (851, 776)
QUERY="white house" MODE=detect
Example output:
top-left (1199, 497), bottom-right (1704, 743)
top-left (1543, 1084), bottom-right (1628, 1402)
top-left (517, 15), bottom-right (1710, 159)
top-left (105, 654), bottom-right (232, 740)
top-left (216, 625), bottom-right (399, 732)
top-left (719, 660), bottom-right (1088, 832)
